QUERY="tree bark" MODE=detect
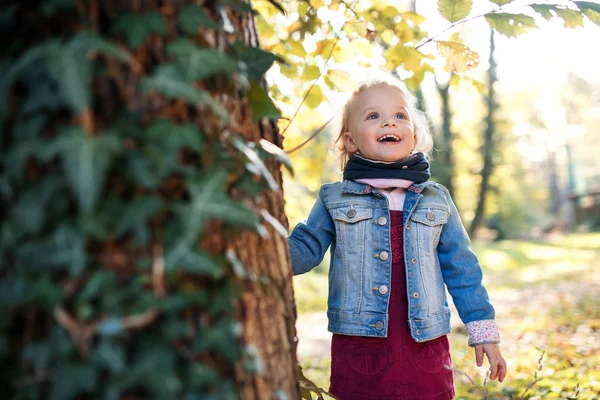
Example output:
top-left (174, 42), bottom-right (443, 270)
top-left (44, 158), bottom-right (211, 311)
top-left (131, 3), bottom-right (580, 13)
top-left (469, 30), bottom-right (497, 238)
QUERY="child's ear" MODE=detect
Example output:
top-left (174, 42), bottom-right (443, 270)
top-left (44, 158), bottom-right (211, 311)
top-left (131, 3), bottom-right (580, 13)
top-left (343, 132), bottom-right (358, 153)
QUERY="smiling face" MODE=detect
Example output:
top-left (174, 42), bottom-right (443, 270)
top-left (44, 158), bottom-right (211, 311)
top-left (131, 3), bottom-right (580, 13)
top-left (342, 84), bottom-right (416, 163)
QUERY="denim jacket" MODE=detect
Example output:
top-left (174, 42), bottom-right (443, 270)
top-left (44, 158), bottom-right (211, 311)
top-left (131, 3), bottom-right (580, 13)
top-left (288, 180), bottom-right (499, 345)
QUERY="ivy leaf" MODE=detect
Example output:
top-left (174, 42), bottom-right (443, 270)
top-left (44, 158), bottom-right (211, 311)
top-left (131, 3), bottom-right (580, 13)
top-left (147, 118), bottom-right (203, 151)
top-left (247, 81), bottom-right (281, 122)
top-left (46, 127), bottom-right (121, 214)
top-left (69, 32), bottom-right (137, 67)
top-left (112, 12), bottom-right (166, 49)
top-left (141, 65), bottom-right (228, 121)
top-left (166, 38), bottom-right (238, 82)
top-left (178, 4), bottom-right (222, 33)
top-left (164, 246), bottom-right (224, 278)
top-left (435, 41), bottom-right (480, 73)
top-left (173, 170), bottom-right (259, 243)
top-left (530, 4), bottom-right (558, 21)
top-left (555, 8), bottom-right (584, 28)
top-left (231, 136), bottom-right (278, 191)
top-left (484, 13), bottom-right (537, 38)
top-left (233, 43), bottom-right (278, 80)
top-left (258, 138), bottom-right (294, 176)
top-left (47, 44), bottom-right (92, 113)
top-left (489, 0), bottom-right (514, 5)
top-left (115, 197), bottom-right (164, 245)
top-left (437, 0), bottom-right (473, 23)
top-left (49, 364), bottom-right (98, 400)
top-left (574, 1), bottom-right (600, 26)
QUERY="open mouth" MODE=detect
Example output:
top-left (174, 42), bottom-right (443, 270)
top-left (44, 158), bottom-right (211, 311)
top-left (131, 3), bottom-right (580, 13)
top-left (377, 134), bottom-right (401, 143)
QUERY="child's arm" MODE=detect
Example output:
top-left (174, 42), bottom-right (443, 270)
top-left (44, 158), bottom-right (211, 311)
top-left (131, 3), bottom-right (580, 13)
top-left (436, 187), bottom-right (507, 380)
top-left (287, 193), bottom-right (335, 275)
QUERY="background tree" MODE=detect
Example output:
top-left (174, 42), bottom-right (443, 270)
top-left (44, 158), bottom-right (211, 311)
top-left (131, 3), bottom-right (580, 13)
top-left (0, 1), bottom-right (299, 399)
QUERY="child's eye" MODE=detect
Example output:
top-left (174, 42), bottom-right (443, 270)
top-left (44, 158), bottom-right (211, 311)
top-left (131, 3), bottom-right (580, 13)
top-left (366, 113), bottom-right (379, 120)
top-left (395, 113), bottom-right (406, 119)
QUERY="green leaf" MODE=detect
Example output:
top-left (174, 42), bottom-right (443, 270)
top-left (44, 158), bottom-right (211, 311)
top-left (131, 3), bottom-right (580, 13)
top-left (174, 170), bottom-right (258, 243)
top-left (530, 4), bottom-right (558, 21)
top-left (574, 1), bottom-right (600, 26)
top-left (48, 45), bottom-right (92, 113)
top-left (555, 8), bottom-right (584, 28)
top-left (69, 33), bottom-right (137, 66)
top-left (91, 339), bottom-right (126, 373)
top-left (112, 12), bottom-right (166, 49)
top-left (247, 81), bottom-right (281, 122)
top-left (233, 43), bottom-right (278, 80)
top-left (305, 84), bottom-right (324, 109)
top-left (164, 246), bottom-right (225, 278)
top-left (17, 225), bottom-right (87, 277)
top-left (47, 127), bottom-right (121, 213)
top-left (437, 0), bottom-right (473, 22)
top-left (141, 65), bottom-right (229, 121)
top-left (115, 197), bottom-right (164, 245)
top-left (178, 4), bottom-right (221, 33)
top-left (166, 38), bottom-right (238, 82)
top-left (7, 40), bottom-right (61, 83)
top-left (489, 0), bottom-right (514, 5)
top-left (231, 136), bottom-right (279, 191)
top-left (50, 364), bottom-right (98, 400)
top-left (147, 118), bottom-right (203, 151)
top-left (484, 13), bottom-right (537, 38)
top-left (258, 138), bottom-right (294, 176)
top-left (78, 270), bottom-right (118, 300)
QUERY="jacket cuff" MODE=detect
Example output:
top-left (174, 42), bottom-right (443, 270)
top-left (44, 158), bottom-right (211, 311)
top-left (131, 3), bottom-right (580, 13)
top-left (466, 319), bottom-right (501, 347)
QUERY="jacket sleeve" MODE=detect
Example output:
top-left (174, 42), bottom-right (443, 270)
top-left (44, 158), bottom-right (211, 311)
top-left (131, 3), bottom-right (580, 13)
top-left (287, 188), bottom-right (335, 276)
top-left (436, 186), bottom-right (500, 346)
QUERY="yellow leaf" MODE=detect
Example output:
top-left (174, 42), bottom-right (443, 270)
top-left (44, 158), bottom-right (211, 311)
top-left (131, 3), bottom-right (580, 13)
top-left (333, 44), bottom-right (354, 63)
top-left (314, 39), bottom-right (334, 56)
top-left (302, 65), bottom-right (321, 80)
top-left (395, 20), bottom-right (414, 43)
top-left (435, 40), bottom-right (480, 73)
top-left (346, 20), bottom-right (368, 38)
top-left (263, 43), bottom-right (285, 53)
top-left (385, 44), bottom-right (425, 72)
top-left (305, 85), bottom-right (324, 109)
top-left (329, 1), bottom-right (340, 11)
top-left (310, 0), bottom-right (324, 8)
top-left (381, 29), bottom-right (395, 44)
top-left (326, 69), bottom-right (355, 91)
top-left (382, 5), bottom-right (400, 19)
top-left (354, 41), bottom-right (373, 58)
top-left (287, 39), bottom-right (306, 57)
top-left (287, 20), bottom-right (303, 34)
top-left (401, 12), bottom-right (426, 25)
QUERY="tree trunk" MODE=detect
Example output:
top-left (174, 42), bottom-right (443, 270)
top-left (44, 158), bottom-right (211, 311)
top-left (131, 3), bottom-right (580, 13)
top-left (434, 78), bottom-right (455, 197)
top-left (1, 1), bottom-right (300, 398)
top-left (469, 30), bottom-right (497, 238)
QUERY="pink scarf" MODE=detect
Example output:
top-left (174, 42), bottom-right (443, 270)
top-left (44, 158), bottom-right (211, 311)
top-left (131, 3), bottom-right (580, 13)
top-left (355, 178), bottom-right (413, 211)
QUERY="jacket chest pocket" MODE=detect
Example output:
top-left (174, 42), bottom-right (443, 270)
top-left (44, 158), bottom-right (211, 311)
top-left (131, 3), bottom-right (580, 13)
top-left (333, 206), bottom-right (372, 249)
top-left (410, 208), bottom-right (449, 248)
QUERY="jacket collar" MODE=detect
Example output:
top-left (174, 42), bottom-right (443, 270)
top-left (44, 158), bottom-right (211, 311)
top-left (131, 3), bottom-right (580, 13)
top-left (342, 180), bottom-right (426, 195)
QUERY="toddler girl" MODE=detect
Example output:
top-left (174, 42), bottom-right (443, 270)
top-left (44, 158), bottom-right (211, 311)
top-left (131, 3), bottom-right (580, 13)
top-left (288, 74), bottom-right (507, 399)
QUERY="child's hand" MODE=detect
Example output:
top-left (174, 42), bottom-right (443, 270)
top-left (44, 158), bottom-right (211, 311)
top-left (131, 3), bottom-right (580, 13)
top-left (474, 343), bottom-right (507, 382)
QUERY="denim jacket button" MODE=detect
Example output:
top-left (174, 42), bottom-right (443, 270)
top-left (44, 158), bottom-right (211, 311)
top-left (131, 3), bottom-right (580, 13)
top-left (375, 321), bottom-right (384, 330)
top-left (416, 329), bottom-right (421, 335)
top-left (347, 209), bottom-right (357, 218)
top-left (411, 258), bottom-right (417, 264)
top-left (378, 285), bottom-right (388, 295)
top-left (413, 292), bottom-right (419, 298)
top-left (406, 225), bottom-right (411, 230)
top-left (377, 216), bottom-right (387, 226)
top-left (379, 251), bottom-right (389, 261)
top-left (426, 212), bottom-right (435, 221)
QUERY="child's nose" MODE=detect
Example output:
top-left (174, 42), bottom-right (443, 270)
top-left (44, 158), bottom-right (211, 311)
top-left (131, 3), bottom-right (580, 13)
top-left (381, 119), bottom-right (397, 128)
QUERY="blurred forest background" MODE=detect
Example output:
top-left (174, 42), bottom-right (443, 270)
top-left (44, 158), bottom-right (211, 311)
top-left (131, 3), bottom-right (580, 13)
top-left (254, 0), bottom-right (600, 398)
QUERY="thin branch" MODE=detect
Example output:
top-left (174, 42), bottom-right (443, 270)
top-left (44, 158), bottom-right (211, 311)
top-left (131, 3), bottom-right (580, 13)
top-left (285, 118), bottom-right (332, 154)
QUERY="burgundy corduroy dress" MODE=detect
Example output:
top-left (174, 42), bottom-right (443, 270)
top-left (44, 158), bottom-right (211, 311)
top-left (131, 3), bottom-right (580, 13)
top-left (329, 211), bottom-right (455, 400)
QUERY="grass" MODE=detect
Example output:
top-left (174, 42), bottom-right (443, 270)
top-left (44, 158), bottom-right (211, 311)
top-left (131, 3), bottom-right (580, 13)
top-left (294, 232), bottom-right (600, 399)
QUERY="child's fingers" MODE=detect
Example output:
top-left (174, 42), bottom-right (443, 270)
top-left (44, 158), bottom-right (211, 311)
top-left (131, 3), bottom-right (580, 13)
top-left (475, 346), bottom-right (484, 367)
top-left (497, 357), bottom-right (508, 382)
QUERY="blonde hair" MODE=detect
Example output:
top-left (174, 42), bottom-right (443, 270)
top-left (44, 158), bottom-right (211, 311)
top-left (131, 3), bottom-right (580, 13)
top-left (334, 73), bottom-right (433, 169)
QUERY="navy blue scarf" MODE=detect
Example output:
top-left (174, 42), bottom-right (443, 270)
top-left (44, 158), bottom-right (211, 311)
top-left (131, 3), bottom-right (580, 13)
top-left (343, 153), bottom-right (431, 183)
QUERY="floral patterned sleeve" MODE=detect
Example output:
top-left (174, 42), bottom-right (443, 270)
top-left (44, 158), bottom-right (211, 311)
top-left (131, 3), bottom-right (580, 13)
top-left (466, 319), bottom-right (501, 346)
